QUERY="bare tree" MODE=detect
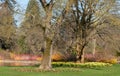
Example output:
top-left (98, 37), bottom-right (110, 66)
top-left (38, 0), bottom-right (70, 70)
top-left (66, 0), bottom-right (116, 63)
top-left (19, 0), bottom-right (69, 70)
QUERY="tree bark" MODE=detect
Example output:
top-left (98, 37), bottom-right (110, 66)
top-left (79, 46), bottom-right (85, 63)
top-left (76, 44), bottom-right (85, 63)
top-left (39, 38), bottom-right (53, 70)
top-left (92, 38), bottom-right (96, 55)
top-left (76, 25), bottom-right (86, 63)
top-left (76, 37), bottom-right (86, 63)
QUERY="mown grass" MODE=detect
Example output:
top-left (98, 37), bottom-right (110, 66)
top-left (0, 64), bottom-right (120, 76)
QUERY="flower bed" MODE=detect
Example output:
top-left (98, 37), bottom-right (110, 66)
top-left (52, 62), bottom-right (112, 68)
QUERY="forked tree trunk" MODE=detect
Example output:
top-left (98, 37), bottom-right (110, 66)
top-left (76, 43), bottom-right (85, 63)
top-left (39, 38), bottom-right (53, 70)
top-left (79, 46), bottom-right (85, 63)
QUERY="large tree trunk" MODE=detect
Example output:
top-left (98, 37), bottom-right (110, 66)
top-left (76, 37), bottom-right (86, 63)
top-left (39, 15), bottom-right (54, 70)
top-left (76, 44), bottom-right (85, 63)
top-left (39, 38), bottom-right (53, 70)
top-left (79, 46), bottom-right (85, 63)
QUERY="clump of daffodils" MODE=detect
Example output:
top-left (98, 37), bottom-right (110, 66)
top-left (52, 62), bottom-right (112, 68)
top-left (82, 62), bottom-right (112, 68)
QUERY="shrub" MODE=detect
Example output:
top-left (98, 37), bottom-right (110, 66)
top-left (0, 50), bottom-right (11, 59)
top-left (108, 58), bottom-right (117, 64)
top-left (52, 52), bottom-right (65, 61)
top-left (85, 53), bottom-right (118, 64)
top-left (84, 54), bottom-right (96, 62)
top-left (52, 62), bottom-right (112, 68)
top-left (36, 57), bottom-right (42, 61)
top-left (99, 58), bottom-right (117, 64)
top-left (0, 55), bottom-right (4, 60)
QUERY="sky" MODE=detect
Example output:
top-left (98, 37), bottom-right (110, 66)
top-left (1, 0), bottom-right (119, 27)
top-left (14, 0), bottom-right (66, 26)
top-left (14, 0), bottom-right (29, 26)
top-left (14, 0), bottom-right (51, 26)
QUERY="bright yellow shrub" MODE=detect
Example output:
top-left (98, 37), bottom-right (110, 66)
top-left (106, 58), bottom-right (117, 64)
top-left (36, 57), bottom-right (42, 61)
top-left (52, 53), bottom-right (63, 61)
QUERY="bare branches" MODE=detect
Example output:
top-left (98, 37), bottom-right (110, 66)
top-left (39, 0), bottom-right (46, 8)
top-left (39, 0), bottom-right (54, 12)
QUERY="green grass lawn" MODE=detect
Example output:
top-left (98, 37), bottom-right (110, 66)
top-left (0, 64), bottom-right (120, 76)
